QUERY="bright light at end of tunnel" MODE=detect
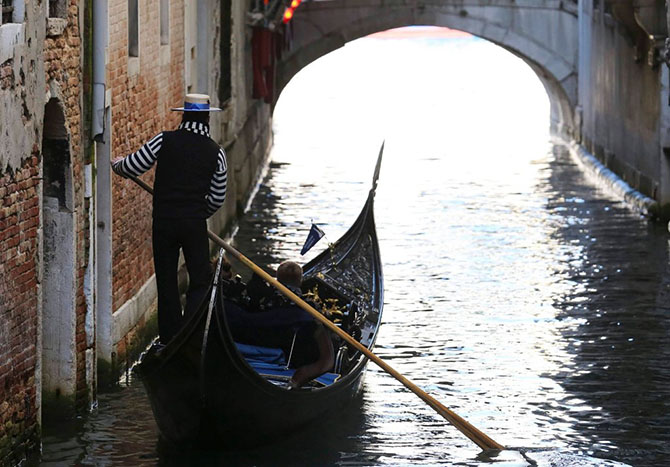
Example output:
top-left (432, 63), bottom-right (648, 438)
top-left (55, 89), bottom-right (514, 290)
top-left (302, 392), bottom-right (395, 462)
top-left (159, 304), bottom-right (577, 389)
top-left (367, 26), bottom-right (472, 39)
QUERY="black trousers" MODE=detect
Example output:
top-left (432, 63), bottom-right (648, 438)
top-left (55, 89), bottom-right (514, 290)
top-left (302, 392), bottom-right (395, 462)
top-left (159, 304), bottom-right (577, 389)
top-left (152, 217), bottom-right (210, 343)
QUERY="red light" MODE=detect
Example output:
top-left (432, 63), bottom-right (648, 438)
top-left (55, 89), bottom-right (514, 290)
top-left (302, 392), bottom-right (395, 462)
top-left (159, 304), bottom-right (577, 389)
top-left (291, 0), bottom-right (301, 8)
top-left (283, 8), bottom-right (294, 23)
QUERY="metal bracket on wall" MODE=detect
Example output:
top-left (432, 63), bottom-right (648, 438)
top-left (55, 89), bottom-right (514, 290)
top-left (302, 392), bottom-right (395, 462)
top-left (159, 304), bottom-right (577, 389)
top-left (632, 0), bottom-right (667, 67)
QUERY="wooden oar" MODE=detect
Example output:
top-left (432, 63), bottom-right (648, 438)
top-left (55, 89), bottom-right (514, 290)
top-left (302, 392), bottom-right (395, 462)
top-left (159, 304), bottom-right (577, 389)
top-left (128, 175), bottom-right (505, 451)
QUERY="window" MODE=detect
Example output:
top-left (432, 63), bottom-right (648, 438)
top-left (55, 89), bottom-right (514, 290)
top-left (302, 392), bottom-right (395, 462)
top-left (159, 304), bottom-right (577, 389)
top-left (2, 0), bottom-right (14, 24)
top-left (160, 0), bottom-right (169, 45)
top-left (128, 0), bottom-right (139, 57)
top-left (1, 0), bottom-right (24, 25)
top-left (49, 0), bottom-right (66, 19)
top-left (46, 0), bottom-right (66, 36)
top-left (1, 0), bottom-right (13, 24)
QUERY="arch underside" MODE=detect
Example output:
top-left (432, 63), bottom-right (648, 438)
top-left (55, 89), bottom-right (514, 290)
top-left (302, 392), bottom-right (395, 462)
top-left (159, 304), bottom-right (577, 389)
top-left (277, 3), bottom-right (578, 138)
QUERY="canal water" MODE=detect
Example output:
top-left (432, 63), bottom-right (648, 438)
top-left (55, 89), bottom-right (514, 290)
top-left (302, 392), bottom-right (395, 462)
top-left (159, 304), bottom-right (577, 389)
top-left (40, 28), bottom-right (670, 466)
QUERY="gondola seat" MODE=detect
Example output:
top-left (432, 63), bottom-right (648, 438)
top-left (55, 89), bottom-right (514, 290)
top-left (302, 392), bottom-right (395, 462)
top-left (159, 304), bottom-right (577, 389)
top-left (235, 342), bottom-right (340, 387)
top-left (235, 342), bottom-right (286, 365)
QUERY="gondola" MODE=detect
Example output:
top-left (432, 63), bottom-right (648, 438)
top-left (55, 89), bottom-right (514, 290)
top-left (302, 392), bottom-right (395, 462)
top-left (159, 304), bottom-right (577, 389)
top-left (137, 151), bottom-right (384, 448)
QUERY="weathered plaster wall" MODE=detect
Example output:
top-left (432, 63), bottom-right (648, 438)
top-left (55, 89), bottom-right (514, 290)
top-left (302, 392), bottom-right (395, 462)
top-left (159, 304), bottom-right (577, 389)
top-left (0, 6), bottom-right (45, 171)
top-left (577, 1), bottom-right (664, 205)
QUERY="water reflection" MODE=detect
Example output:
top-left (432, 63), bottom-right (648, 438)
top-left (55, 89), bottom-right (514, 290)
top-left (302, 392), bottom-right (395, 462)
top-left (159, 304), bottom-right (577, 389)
top-left (40, 382), bottom-right (159, 466)
top-left (154, 395), bottom-right (371, 467)
top-left (541, 146), bottom-right (670, 466)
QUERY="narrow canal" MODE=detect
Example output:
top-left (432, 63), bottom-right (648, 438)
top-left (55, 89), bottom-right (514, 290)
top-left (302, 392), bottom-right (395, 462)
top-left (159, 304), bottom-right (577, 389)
top-left (40, 28), bottom-right (670, 466)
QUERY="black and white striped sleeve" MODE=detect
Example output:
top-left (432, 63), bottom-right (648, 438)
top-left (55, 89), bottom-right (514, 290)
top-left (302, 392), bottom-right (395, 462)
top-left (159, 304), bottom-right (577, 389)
top-left (112, 133), bottom-right (163, 178)
top-left (205, 148), bottom-right (228, 217)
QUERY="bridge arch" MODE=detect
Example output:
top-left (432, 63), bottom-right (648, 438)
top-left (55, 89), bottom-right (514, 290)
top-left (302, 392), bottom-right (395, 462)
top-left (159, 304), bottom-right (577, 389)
top-left (277, 1), bottom-right (578, 138)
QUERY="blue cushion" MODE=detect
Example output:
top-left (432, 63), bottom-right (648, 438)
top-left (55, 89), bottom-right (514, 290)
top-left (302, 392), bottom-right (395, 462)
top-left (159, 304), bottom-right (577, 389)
top-left (235, 342), bottom-right (286, 365)
top-left (236, 342), bottom-right (340, 387)
top-left (246, 361), bottom-right (340, 387)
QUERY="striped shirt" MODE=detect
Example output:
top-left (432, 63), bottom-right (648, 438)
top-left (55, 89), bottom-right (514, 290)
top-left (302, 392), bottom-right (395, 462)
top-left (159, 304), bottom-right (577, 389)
top-left (112, 122), bottom-right (227, 217)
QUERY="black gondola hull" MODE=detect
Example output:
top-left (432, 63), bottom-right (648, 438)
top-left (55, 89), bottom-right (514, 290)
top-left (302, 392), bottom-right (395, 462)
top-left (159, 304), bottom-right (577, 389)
top-left (138, 167), bottom-right (383, 448)
top-left (140, 287), bottom-right (370, 447)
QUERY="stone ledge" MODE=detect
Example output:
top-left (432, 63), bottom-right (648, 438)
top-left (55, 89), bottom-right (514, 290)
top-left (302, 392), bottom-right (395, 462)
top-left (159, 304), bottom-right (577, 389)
top-left (568, 140), bottom-right (657, 217)
top-left (159, 44), bottom-right (170, 66)
top-left (46, 18), bottom-right (67, 37)
top-left (112, 274), bottom-right (157, 345)
top-left (128, 56), bottom-right (140, 77)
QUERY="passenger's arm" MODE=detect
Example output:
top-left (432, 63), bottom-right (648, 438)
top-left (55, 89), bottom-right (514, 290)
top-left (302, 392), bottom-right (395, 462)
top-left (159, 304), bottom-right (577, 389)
top-left (290, 325), bottom-right (334, 387)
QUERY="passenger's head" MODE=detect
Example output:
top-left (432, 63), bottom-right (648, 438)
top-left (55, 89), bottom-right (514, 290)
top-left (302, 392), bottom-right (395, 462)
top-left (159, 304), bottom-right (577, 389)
top-left (277, 261), bottom-right (302, 288)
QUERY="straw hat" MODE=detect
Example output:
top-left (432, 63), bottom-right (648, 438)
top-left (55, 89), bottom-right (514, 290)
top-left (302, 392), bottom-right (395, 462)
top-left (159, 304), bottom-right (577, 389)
top-left (171, 93), bottom-right (222, 112)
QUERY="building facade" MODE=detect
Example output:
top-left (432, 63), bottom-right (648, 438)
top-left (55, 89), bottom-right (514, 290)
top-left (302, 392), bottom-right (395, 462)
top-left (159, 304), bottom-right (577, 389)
top-left (1, 0), bottom-right (89, 461)
top-left (1, 0), bottom-right (275, 463)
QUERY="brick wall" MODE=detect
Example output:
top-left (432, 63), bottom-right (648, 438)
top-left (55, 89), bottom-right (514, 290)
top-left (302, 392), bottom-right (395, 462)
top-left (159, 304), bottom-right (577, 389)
top-left (109, 0), bottom-right (184, 309)
top-left (0, 157), bottom-right (41, 464)
top-left (0, 1), bottom-right (46, 462)
top-left (0, 0), bottom-right (269, 462)
top-left (1, 0), bottom-right (88, 459)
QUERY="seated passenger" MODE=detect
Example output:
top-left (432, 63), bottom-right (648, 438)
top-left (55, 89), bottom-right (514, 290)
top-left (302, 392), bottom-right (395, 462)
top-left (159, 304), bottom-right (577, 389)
top-left (223, 261), bottom-right (334, 388)
top-left (275, 261), bottom-right (334, 389)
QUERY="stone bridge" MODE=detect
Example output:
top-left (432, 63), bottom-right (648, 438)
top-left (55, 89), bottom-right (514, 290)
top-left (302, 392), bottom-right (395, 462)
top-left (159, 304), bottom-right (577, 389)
top-left (279, 0), bottom-right (579, 138)
top-left (277, 0), bottom-right (670, 214)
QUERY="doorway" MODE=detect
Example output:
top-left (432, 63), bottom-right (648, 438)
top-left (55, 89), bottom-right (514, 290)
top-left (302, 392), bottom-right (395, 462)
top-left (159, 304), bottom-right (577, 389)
top-left (41, 97), bottom-right (77, 418)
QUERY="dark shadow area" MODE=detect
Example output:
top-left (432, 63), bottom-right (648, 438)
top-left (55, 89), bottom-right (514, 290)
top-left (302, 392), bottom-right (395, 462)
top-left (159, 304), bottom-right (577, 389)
top-left (228, 161), bottom-right (289, 276)
top-left (154, 393), bottom-right (372, 467)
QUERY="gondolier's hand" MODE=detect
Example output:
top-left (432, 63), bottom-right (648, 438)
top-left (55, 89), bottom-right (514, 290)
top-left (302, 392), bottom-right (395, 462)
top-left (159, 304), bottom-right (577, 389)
top-left (111, 157), bottom-right (128, 178)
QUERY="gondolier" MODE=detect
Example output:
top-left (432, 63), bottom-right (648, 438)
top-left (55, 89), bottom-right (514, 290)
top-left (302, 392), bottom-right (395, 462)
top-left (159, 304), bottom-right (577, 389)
top-left (112, 93), bottom-right (227, 343)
